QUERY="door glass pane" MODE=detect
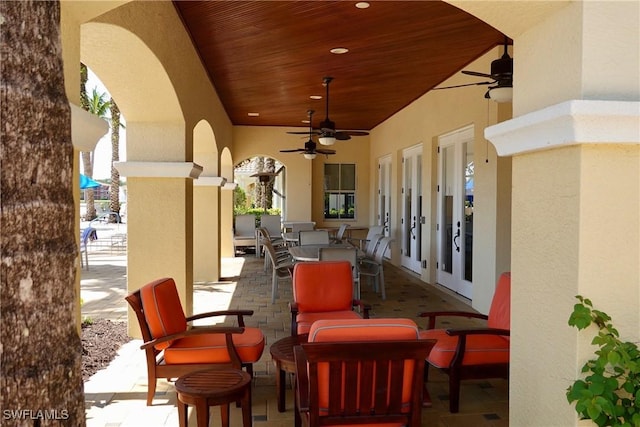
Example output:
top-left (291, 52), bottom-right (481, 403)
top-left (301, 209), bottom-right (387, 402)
top-left (464, 143), bottom-right (474, 281)
top-left (442, 146), bottom-right (454, 274)
top-left (416, 154), bottom-right (422, 262)
top-left (404, 157), bottom-right (412, 256)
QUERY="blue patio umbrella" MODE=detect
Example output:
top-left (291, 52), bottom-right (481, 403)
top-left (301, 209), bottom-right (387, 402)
top-left (80, 174), bottom-right (102, 189)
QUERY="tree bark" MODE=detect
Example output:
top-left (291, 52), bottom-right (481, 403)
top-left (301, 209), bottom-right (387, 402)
top-left (109, 99), bottom-right (120, 221)
top-left (79, 64), bottom-right (96, 220)
top-left (0, 1), bottom-right (85, 425)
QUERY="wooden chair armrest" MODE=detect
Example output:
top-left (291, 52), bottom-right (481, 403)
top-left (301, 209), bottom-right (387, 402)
top-left (352, 299), bottom-right (371, 318)
top-left (140, 326), bottom-right (244, 350)
top-left (445, 327), bottom-right (510, 337)
top-left (418, 310), bottom-right (488, 329)
top-left (187, 309), bottom-right (254, 327)
top-left (293, 345), bottom-right (310, 412)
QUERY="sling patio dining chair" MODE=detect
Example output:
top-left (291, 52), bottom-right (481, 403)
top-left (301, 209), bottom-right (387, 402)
top-left (233, 214), bottom-right (257, 255)
top-left (298, 230), bottom-right (330, 246)
top-left (359, 236), bottom-right (393, 300)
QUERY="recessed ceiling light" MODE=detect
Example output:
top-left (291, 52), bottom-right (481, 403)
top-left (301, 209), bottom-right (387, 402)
top-left (355, 2), bottom-right (370, 9)
top-left (302, 120), bottom-right (310, 124)
top-left (330, 47), bottom-right (349, 55)
top-left (310, 95), bottom-right (322, 100)
top-left (247, 112), bottom-right (259, 117)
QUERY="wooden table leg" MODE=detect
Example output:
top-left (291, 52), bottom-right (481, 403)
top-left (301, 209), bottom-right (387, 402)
top-left (177, 400), bottom-right (188, 427)
top-left (195, 400), bottom-right (210, 427)
top-left (241, 387), bottom-right (252, 427)
top-left (276, 362), bottom-right (286, 412)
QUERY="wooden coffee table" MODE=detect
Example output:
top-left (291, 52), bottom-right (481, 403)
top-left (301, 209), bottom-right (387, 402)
top-left (175, 368), bottom-right (252, 427)
top-left (269, 334), bottom-right (308, 412)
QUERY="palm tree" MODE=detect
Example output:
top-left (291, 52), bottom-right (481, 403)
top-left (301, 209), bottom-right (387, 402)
top-left (109, 98), bottom-right (122, 221)
top-left (2, 1), bottom-right (85, 423)
top-left (82, 87), bottom-right (111, 220)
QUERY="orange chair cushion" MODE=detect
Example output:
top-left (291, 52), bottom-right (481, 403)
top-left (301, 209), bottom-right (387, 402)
top-left (296, 310), bottom-right (362, 336)
top-left (308, 318), bottom-right (420, 415)
top-left (293, 261), bottom-right (353, 313)
top-left (309, 318), bottom-right (420, 342)
top-left (140, 278), bottom-right (187, 350)
top-left (164, 327), bottom-right (265, 364)
top-left (487, 272), bottom-right (511, 334)
top-left (419, 329), bottom-right (509, 368)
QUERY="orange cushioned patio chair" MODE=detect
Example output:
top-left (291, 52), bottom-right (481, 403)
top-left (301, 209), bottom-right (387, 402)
top-left (294, 318), bottom-right (436, 427)
top-left (125, 277), bottom-right (265, 405)
top-left (418, 272), bottom-right (511, 413)
top-left (290, 261), bottom-right (370, 336)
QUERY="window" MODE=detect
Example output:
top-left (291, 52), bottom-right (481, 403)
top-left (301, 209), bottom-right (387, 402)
top-left (324, 163), bottom-right (356, 219)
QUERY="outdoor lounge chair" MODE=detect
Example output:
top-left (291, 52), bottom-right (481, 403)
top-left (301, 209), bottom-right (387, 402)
top-left (290, 261), bottom-right (370, 336)
top-left (294, 318), bottom-right (435, 427)
top-left (418, 272), bottom-right (511, 413)
top-left (125, 277), bottom-right (265, 405)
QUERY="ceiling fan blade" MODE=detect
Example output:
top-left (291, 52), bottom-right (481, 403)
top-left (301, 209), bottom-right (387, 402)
top-left (433, 80), bottom-right (494, 90)
top-left (337, 130), bottom-right (369, 136)
top-left (462, 70), bottom-right (493, 79)
top-left (287, 131), bottom-right (320, 135)
top-left (280, 148), bottom-right (305, 153)
top-left (316, 148), bottom-right (336, 155)
top-left (333, 132), bottom-right (351, 141)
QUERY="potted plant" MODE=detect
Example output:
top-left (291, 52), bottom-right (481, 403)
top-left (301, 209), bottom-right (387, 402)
top-left (566, 295), bottom-right (640, 426)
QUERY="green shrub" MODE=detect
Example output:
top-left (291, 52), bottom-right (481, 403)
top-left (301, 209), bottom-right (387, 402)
top-left (567, 295), bottom-right (640, 426)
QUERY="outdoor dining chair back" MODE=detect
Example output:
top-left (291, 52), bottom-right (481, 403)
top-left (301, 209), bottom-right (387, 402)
top-left (298, 230), bottom-right (330, 246)
top-left (359, 236), bottom-right (394, 300)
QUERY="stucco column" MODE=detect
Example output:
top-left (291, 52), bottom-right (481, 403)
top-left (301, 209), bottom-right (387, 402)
top-left (194, 178), bottom-right (225, 281)
top-left (220, 183), bottom-right (236, 258)
top-left (116, 161), bottom-right (202, 336)
top-left (488, 101), bottom-right (639, 425)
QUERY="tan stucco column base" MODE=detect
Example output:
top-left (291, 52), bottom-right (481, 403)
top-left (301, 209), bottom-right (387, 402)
top-left (116, 162), bottom-right (201, 337)
top-left (194, 177), bottom-right (225, 281)
top-left (487, 100), bottom-right (640, 426)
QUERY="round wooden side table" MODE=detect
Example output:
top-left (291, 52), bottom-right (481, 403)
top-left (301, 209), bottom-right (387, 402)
top-left (269, 334), bottom-right (308, 412)
top-left (175, 368), bottom-right (252, 427)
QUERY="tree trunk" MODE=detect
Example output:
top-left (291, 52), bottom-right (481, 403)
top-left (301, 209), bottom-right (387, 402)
top-left (0, 1), bottom-right (85, 425)
top-left (255, 157), bottom-right (265, 210)
top-left (109, 98), bottom-right (120, 221)
top-left (265, 157), bottom-right (275, 209)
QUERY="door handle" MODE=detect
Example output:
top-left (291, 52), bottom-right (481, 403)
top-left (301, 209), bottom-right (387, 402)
top-left (453, 222), bottom-right (461, 252)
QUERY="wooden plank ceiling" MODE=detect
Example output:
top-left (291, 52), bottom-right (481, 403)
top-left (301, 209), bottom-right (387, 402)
top-left (174, 1), bottom-right (506, 131)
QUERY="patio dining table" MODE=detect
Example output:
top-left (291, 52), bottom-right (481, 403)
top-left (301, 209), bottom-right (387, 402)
top-left (288, 243), bottom-right (357, 262)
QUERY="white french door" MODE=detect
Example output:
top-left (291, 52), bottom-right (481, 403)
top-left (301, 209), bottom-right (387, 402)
top-left (437, 126), bottom-right (474, 298)
top-left (377, 155), bottom-right (391, 236)
top-left (400, 145), bottom-right (422, 273)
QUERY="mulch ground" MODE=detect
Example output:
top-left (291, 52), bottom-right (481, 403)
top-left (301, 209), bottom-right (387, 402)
top-left (81, 318), bottom-right (131, 381)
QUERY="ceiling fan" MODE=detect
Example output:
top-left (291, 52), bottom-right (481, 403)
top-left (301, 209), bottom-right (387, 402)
top-left (432, 37), bottom-right (513, 102)
top-left (280, 110), bottom-right (336, 159)
top-left (287, 77), bottom-right (369, 145)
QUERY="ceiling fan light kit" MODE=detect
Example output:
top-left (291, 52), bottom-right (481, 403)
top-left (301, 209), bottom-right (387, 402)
top-left (303, 153), bottom-right (317, 160)
top-left (318, 136), bottom-right (336, 145)
top-left (488, 86), bottom-right (513, 103)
